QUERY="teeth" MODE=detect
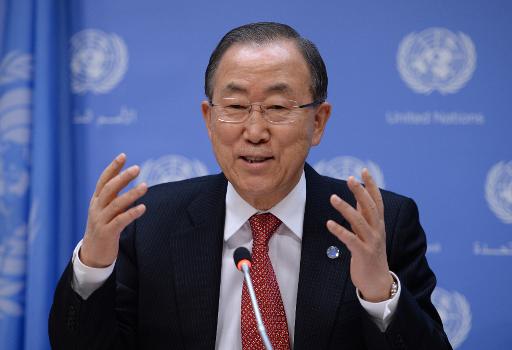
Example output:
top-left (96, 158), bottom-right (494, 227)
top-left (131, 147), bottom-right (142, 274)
top-left (244, 156), bottom-right (268, 163)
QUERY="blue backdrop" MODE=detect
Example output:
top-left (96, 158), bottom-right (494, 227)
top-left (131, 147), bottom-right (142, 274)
top-left (0, 0), bottom-right (510, 349)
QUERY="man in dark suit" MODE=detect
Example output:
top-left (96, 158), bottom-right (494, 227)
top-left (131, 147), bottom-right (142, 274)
top-left (49, 22), bottom-right (452, 349)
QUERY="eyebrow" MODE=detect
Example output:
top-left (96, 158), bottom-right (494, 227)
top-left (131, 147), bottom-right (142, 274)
top-left (265, 83), bottom-right (292, 94)
top-left (221, 82), bottom-right (294, 95)
top-left (222, 83), bottom-right (247, 94)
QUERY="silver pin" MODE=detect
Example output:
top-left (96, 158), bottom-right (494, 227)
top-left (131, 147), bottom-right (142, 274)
top-left (326, 246), bottom-right (340, 259)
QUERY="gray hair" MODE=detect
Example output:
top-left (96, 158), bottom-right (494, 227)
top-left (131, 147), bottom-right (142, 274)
top-left (204, 22), bottom-right (328, 102)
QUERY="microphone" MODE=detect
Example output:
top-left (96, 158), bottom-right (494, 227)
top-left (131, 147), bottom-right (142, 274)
top-left (233, 247), bottom-right (273, 350)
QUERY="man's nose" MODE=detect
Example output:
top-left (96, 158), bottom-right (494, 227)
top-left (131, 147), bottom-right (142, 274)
top-left (243, 105), bottom-right (270, 143)
top-left (247, 103), bottom-right (266, 120)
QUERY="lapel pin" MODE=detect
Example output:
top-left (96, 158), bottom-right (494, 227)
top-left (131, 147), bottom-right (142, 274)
top-left (326, 246), bottom-right (340, 259)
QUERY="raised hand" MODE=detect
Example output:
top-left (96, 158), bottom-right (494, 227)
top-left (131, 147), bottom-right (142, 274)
top-left (326, 169), bottom-right (393, 302)
top-left (80, 153), bottom-right (148, 268)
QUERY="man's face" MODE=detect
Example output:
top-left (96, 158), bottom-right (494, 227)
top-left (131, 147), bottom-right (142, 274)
top-left (202, 40), bottom-right (331, 210)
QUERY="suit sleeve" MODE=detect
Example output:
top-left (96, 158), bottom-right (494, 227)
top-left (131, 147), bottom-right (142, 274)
top-left (48, 221), bottom-right (138, 350)
top-left (361, 197), bottom-right (453, 350)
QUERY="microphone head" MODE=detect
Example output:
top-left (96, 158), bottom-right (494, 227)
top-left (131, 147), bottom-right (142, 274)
top-left (233, 247), bottom-right (252, 271)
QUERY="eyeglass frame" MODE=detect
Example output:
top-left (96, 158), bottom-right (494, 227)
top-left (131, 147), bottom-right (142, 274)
top-left (208, 97), bottom-right (325, 124)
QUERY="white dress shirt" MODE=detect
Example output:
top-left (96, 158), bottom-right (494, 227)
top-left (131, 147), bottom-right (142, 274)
top-left (72, 171), bottom-right (401, 349)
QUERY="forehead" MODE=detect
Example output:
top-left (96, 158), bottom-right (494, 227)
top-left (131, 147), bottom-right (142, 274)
top-left (212, 40), bottom-right (312, 98)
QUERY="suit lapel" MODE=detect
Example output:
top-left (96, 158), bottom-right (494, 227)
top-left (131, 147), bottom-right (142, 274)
top-left (166, 167), bottom-right (356, 348)
top-left (294, 164), bottom-right (354, 350)
top-left (168, 175), bottom-right (227, 349)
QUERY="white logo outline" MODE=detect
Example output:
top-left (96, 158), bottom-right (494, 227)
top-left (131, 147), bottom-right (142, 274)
top-left (0, 51), bottom-right (32, 85)
top-left (432, 287), bottom-right (472, 349)
top-left (397, 27), bottom-right (476, 95)
top-left (138, 154), bottom-right (209, 187)
top-left (485, 161), bottom-right (512, 224)
top-left (0, 50), bottom-right (37, 318)
top-left (70, 29), bottom-right (128, 95)
top-left (314, 156), bottom-right (385, 189)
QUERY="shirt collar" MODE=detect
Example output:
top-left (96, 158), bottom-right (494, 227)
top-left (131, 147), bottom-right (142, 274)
top-left (224, 171), bottom-right (306, 242)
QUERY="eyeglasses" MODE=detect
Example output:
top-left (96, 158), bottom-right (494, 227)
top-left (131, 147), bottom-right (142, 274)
top-left (209, 97), bottom-right (324, 124)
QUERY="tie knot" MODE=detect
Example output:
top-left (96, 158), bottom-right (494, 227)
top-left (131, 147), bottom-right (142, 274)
top-left (249, 213), bottom-right (282, 247)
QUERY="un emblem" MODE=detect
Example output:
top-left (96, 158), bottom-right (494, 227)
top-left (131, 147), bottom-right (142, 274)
top-left (397, 27), bottom-right (476, 95)
top-left (0, 226), bottom-right (28, 317)
top-left (432, 287), bottom-right (471, 349)
top-left (314, 156), bottom-right (385, 188)
top-left (0, 51), bottom-right (32, 85)
top-left (0, 50), bottom-right (34, 317)
top-left (70, 29), bottom-right (128, 94)
top-left (138, 155), bottom-right (209, 187)
top-left (485, 161), bottom-right (512, 224)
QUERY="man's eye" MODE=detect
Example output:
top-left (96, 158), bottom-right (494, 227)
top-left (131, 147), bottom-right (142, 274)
top-left (226, 104), bottom-right (247, 110)
top-left (267, 105), bottom-right (287, 110)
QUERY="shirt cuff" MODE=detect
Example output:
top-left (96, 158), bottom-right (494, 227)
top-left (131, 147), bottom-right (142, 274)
top-left (71, 239), bottom-right (116, 300)
top-left (356, 271), bottom-right (401, 332)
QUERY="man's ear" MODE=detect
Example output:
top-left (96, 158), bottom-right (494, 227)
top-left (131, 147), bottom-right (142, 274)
top-left (201, 100), bottom-right (213, 139)
top-left (311, 101), bottom-right (332, 146)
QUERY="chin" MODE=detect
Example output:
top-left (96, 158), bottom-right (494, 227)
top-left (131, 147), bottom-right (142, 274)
top-left (235, 178), bottom-right (279, 205)
top-left (238, 179), bottom-right (274, 196)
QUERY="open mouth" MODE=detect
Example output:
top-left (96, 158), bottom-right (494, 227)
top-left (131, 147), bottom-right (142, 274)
top-left (240, 156), bottom-right (274, 164)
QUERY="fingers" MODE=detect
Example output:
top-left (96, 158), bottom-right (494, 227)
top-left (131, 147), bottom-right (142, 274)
top-left (83, 153), bottom-right (148, 268)
top-left (361, 169), bottom-right (384, 218)
top-left (328, 169), bottom-right (385, 245)
top-left (100, 182), bottom-right (148, 224)
top-left (94, 153), bottom-right (126, 198)
top-left (107, 203), bottom-right (146, 234)
top-left (326, 219), bottom-right (362, 252)
top-left (96, 165), bottom-right (141, 209)
top-left (327, 170), bottom-right (390, 300)
top-left (330, 194), bottom-right (372, 241)
top-left (347, 176), bottom-right (380, 227)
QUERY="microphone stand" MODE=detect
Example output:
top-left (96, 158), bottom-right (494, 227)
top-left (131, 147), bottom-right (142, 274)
top-left (240, 263), bottom-right (274, 350)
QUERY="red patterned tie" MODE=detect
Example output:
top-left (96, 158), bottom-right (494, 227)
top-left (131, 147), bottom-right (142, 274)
top-left (241, 213), bottom-right (290, 350)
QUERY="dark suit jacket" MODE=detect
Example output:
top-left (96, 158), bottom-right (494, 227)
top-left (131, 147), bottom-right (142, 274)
top-left (49, 164), bottom-right (452, 349)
